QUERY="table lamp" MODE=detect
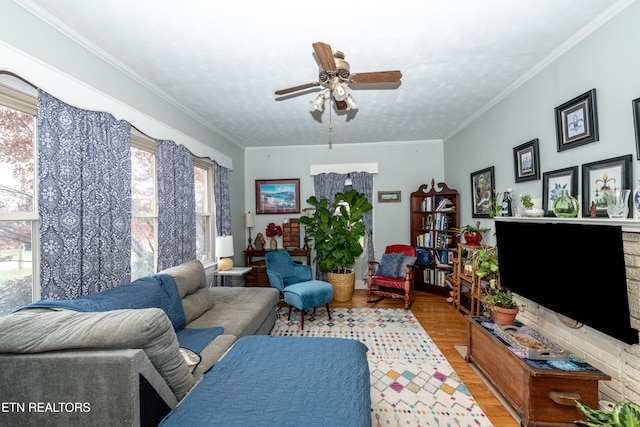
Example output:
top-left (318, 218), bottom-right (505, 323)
top-left (246, 211), bottom-right (254, 251)
top-left (216, 235), bottom-right (234, 271)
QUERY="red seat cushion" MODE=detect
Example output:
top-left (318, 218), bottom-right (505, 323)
top-left (370, 276), bottom-right (405, 289)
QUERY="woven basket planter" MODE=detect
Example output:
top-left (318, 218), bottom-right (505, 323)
top-left (327, 271), bottom-right (355, 302)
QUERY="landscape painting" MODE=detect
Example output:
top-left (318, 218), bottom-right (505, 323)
top-left (255, 179), bottom-right (300, 214)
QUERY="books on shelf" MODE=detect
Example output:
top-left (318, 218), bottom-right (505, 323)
top-left (423, 268), bottom-right (451, 287)
top-left (435, 197), bottom-right (454, 211)
top-left (421, 197), bottom-right (433, 212)
top-left (416, 248), bottom-right (431, 265)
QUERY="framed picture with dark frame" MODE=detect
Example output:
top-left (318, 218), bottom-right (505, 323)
top-left (581, 155), bottom-right (632, 217)
top-left (542, 166), bottom-right (578, 216)
top-left (513, 138), bottom-right (540, 183)
top-left (555, 89), bottom-right (599, 152)
top-left (470, 166), bottom-right (494, 218)
top-left (255, 178), bottom-right (300, 214)
top-left (377, 190), bottom-right (401, 203)
top-left (633, 97), bottom-right (640, 160)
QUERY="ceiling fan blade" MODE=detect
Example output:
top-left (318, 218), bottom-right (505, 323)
top-left (349, 70), bottom-right (403, 84)
top-left (312, 41), bottom-right (337, 73)
top-left (275, 82), bottom-right (320, 96)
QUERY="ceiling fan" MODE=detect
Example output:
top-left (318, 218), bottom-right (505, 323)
top-left (275, 41), bottom-right (402, 112)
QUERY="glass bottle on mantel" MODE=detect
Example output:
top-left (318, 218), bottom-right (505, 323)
top-left (552, 190), bottom-right (579, 218)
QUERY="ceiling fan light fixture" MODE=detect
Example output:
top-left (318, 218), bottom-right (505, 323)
top-left (332, 82), bottom-right (350, 101)
top-left (310, 93), bottom-right (326, 112)
top-left (345, 94), bottom-right (357, 110)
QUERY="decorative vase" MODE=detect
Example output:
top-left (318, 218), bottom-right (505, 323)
top-left (463, 231), bottom-right (482, 245)
top-left (552, 190), bottom-right (579, 218)
top-left (270, 237), bottom-right (277, 250)
top-left (634, 180), bottom-right (640, 216)
top-left (605, 189), bottom-right (630, 219)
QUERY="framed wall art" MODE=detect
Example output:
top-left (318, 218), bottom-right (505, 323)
top-left (555, 89), bottom-right (599, 152)
top-left (633, 97), bottom-right (640, 160)
top-left (513, 138), bottom-right (540, 183)
top-left (542, 166), bottom-right (578, 216)
top-left (378, 190), bottom-right (401, 203)
top-left (581, 155), bottom-right (632, 217)
top-left (470, 166), bottom-right (494, 218)
top-left (255, 178), bottom-right (300, 214)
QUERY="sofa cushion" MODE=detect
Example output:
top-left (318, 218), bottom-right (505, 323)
top-left (186, 287), bottom-right (279, 339)
top-left (162, 260), bottom-right (207, 299)
top-left (181, 287), bottom-right (215, 325)
top-left (161, 260), bottom-right (214, 323)
top-left (0, 307), bottom-right (195, 400)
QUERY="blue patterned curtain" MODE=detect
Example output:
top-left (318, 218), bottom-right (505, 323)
top-left (213, 161), bottom-right (231, 236)
top-left (350, 172), bottom-right (375, 275)
top-left (38, 90), bottom-right (132, 300)
top-left (156, 140), bottom-right (197, 270)
top-left (213, 161), bottom-right (231, 284)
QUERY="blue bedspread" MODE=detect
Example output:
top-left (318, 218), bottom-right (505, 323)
top-left (160, 335), bottom-right (371, 427)
top-left (21, 274), bottom-right (186, 331)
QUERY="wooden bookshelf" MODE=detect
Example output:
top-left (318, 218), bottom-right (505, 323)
top-left (410, 179), bottom-right (459, 293)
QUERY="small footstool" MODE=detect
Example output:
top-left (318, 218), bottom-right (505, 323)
top-left (282, 280), bottom-right (333, 330)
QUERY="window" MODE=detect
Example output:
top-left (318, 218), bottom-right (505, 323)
top-left (0, 84), bottom-right (38, 315)
top-left (0, 82), bottom-right (216, 311)
top-left (194, 159), bottom-right (214, 263)
top-left (130, 136), bottom-right (215, 280)
top-left (131, 136), bottom-right (157, 280)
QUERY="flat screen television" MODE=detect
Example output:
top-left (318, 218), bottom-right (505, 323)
top-left (495, 220), bottom-right (639, 345)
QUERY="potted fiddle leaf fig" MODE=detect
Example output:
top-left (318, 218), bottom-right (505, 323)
top-left (299, 189), bottom-right (373, 302)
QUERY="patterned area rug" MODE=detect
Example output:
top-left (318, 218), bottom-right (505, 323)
top-left (270, 307), bottom-right (493, 426)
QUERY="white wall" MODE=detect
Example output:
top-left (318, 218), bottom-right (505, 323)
top-left (244, 141), bottom-right (444, 286)
top-left (443, 0), bottom-right (640, 403)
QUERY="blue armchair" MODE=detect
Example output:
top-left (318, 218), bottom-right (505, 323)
top-left (265, 250), bottom-right (313, 292)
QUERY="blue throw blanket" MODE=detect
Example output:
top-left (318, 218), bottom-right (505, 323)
top-left (176, 327), bottom-right (224, 354)
top-left (21, 274), bottom-right (186, 331)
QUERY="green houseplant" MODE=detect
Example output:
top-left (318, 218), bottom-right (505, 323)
top-left (521, 194), bottom-right (534, 209)
top-left (299, 189), bottom-right (373, 302)
top-left (575, 399), bottom-right (640, 427)
top-left (453, 221), bottom-right (490, 245)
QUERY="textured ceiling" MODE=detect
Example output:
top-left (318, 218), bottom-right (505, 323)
top-left (13, 0), bottom-right (630, 149)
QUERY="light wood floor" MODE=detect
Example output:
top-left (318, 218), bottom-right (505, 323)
top-left (332, 289), bottom-right (520, 426)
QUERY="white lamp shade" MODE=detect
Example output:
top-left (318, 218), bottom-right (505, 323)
top-left (245, 212), bottom-right (254, 228)
top-left (215, 235), bottom-right (234, 258)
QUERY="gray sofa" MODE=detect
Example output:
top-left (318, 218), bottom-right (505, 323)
top-left (0, 260), bottom-right (280, 427)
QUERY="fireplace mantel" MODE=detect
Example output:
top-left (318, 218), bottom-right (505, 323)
top-left (494, 216), bottom-right (640, 232)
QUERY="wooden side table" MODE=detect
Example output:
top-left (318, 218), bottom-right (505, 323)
top-left (212, 267), bottom-right (252, 287)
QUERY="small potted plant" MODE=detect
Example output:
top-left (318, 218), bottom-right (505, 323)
top-left (521, 194), bottom-right (544, 217)
top-left (575, 399), bottom-right (640, 426)
top-left (482, 275), bottom-right (523, 325)
top-left (453, 221), bottom-right (490, 245)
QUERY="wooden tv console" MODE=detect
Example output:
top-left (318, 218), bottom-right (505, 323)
top-left (465, 317), bottom-right (610, 426)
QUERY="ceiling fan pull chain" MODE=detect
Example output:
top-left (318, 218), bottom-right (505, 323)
top-left (329, 92), bottom-right (333, 133)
